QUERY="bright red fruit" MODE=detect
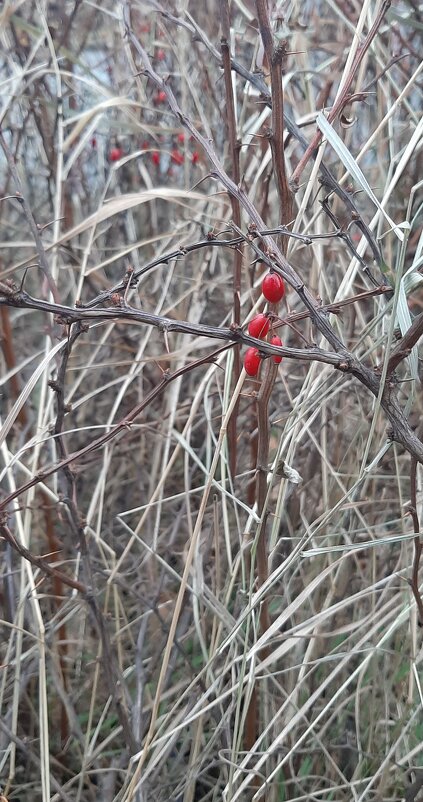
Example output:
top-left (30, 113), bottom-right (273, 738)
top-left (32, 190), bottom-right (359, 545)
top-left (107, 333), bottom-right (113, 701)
top-left (192, 151), bottom-right (199, 164)
top-left (262, 272), bottom-right (285, 303)
top-left (151, 151), bottom-right (160, 165)
top-left (177, 132), bottom-right (185, 143)
top-left (244, 347), bottom-right (261, 377)
top-left (270, 335), bottom-right (283, 364)
top-left (156, 48), bottom-right (166, 61)
top-left (155, 90), bottom-right (167, 104)
top-left (109, 147), bottom-right (123, 162)
top-left (171, 149), bottom-right (184, 165)
top-left (248, 314), bottom-right (270, 339)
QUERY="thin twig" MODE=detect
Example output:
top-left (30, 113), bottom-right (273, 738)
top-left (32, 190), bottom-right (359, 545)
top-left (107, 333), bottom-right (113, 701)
top-left (290, 0), bottom-right (391, 189)
top-left (387, 312), bottom-right (423, 375)
top-left (220, 1), bottom-right (243, 475)
top-left (0, 130), bottom-right (60, 303)
top-left (0, 520), bottom-right (87, 594)
top-left (408, 457), bottom-right (423, 623)
top-left (0, 345), bottom-right (230, 512)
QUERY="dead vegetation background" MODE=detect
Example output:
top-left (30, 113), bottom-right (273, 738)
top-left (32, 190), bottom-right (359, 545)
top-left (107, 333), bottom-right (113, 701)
top-left (0, 1), bottom-right (422, 801)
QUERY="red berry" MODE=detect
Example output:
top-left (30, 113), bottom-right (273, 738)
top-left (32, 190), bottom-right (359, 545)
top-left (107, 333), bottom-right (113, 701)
top-left (171, 149), bottom-right (184, 165)
top-left (154, 90), bottom-right (167, 104)
top-left (109, 147), bottom-right (123, 162)
top-left (151, 151), bottom-right (160, 165)
top-left (270, 335), bottom-right (283, 364)
top-left (192, 151), bottom-right (199, 164)
top-left (91, 136), bottom-right (97, 148)
top-left (141, 140), bottom-right (149, 150)
top-left (177, 132), bottom-right (185, 144)
top-left (262, 272), bottom-right (285, 303)
top-left (248, 314), bottom-right (270, 339)
top-left (156, 48), bottom-right (166, 61)
top-left (244, 347), bottom-right (261, 377)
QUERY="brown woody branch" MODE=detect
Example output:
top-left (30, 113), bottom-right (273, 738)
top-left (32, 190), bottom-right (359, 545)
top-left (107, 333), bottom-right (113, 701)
top-left (0, 284), bottom-right (345, 366)
top-left (387, 311), bottom-right (423, 375)
top-left (255, 0), bottom-right (292, 241)
top-left (220, 1), bottom-right (243, 476)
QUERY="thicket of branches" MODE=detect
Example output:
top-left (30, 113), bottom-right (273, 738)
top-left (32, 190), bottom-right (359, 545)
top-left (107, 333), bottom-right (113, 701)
top-left (0, 1), bottom-right (422, 801)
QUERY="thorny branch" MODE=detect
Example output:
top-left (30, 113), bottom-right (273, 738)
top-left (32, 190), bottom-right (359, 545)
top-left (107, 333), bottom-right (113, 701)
top-left (80, 225), bottom-right (366, 310)
top-left (121, 12), bottom-right (361, 359)
top-left (1, 256), bottom-right (423, 470)
top-left (158, 0), bottom-right (384, 268)
top-left (0, 344), bottom-right (230, 514)
top-left (255, 0), bottom-right (292, 240)
top-left (110, 10), bottom-right (423, 465)
top-left (0, 283), bottom-right (346, 366)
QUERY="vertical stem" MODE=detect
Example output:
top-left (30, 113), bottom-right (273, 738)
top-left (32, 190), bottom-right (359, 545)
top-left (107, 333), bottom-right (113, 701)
top-left (409, 457), bottom-right (423, 623)
top-left (244, 361), bottom-right (277, 761)
top-left (255, 0), bottom-right (293, 246)
top-left (220, 0), bottom-right (243, 475)
top-left (244, 6), bottom-right (291, 781)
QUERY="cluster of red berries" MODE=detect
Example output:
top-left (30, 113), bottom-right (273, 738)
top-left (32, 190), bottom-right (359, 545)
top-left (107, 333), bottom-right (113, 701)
top-left (243, 272), bottom-right (285, 377)
top-left (107, 143), bottom-right (200, 168)
top-left (142, 133), bottom-right (200, 170)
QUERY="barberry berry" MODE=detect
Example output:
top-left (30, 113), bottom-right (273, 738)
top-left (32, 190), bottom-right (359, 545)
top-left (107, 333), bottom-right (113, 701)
top-left (270, 335), bottom-right (283, 364)
top-left (248, 314), bottom-right (270, 339)
top-left (262, 272), bottom-right (285, 303)
top-left (244, 347), bottom-right (261, 377)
